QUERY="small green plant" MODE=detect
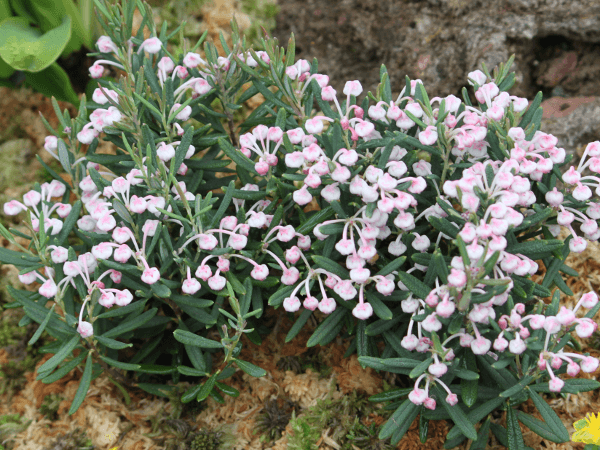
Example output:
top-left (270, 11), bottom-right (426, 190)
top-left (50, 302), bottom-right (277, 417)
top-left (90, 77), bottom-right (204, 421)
top-left (254, 397), bottom-right (299, 442)
top-left (43, 427), bottom-right (94, 450)
top-left (0, 414), bottom-right (32, 450)
top-left (40, 393), bottom-right (64, 421)
top-left (288, 391), bottom-right (392, 450)
top-left (187, 429), bottom-right (223, 450)
top-left (287, 410), bottom-right (320, 450)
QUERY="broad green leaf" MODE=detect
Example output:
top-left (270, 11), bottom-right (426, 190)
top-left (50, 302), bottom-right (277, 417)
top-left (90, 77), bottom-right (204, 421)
top-left (25, 62), bottom-right (80, 106)
top-left (0, 16), bottom-right (71, 72)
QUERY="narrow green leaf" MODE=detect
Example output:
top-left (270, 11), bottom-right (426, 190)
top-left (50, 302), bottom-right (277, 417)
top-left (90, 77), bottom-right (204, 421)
top-left (397, 271), bottom-right (431, 300)
top-left (37, 334), bottom-right (80, 376)
top-left (235, 359), bottom-right (266, 377)
top-left (28, 304), bottom-right (55, 346)
top-left (99, 355), bottom-right (141, 371)
top-left (68, 352), bottom-right (93, 415)
top-left (507, 404), bottom-right (526, 450)
top-left (173, 329), bottom-right (223, 349)
top-left (101, 308), bottom-right (157, 339)
top-left (434, 385), bottom-right (478, 441)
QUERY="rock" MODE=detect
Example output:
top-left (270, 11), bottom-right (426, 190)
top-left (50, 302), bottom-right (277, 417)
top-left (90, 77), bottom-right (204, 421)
top-left (274, 0), bottom-right (600, 101)
top-left (541, 96), bottom-right (600, 157)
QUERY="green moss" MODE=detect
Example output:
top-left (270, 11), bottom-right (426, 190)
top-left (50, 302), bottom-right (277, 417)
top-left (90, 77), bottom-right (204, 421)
top-left (287, 391), bottom-right (393, 450)
top-left (240, 0), bottom-right (279, 46)
top-left (43, 427), bottom-right (94, 450)
top-left (0, 414), bottom-right (32, 450)
top-left (0, 310), bottom-right (27, 347)
top-left (40, 393), bottom-right (64, 421)
top-left (254, 397), bottom-right (298, 442)
top-left (187, 429), bottom-right (223, 450)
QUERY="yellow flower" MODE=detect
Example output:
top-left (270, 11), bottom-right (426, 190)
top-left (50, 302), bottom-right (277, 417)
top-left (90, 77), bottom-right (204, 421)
top-left (572, 412), bottom-right (600, 445)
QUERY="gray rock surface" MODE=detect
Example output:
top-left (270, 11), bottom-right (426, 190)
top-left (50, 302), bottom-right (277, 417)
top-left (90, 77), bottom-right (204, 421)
top-left (274, 0), bottom-right (600, 155)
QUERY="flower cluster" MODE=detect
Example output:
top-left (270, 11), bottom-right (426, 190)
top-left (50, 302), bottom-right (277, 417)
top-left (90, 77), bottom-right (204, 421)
top-left (2, 2), bottom-right (599, 444)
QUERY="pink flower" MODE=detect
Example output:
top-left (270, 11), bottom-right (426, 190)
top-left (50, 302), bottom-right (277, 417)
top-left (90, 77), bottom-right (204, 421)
top-left (408, 388), bottom-right (427, 405)
top-left (110, 270), bottom-right (122, 283)
top-left (182, 278), bottom-right (201, 295)
top-left (446, 394), bottom-right (459, 406)
top-left (39, 280), bottom-right (58, 298)
top-left (114, 244), bottom-right (132, 263)
top-left (401, 335), bottom-right (418, 351)
top-left (285, 152), bottom-right (305, 168)
top-left (115, 289), bottom-right (133, 306)
top-left (447, 269), bottom-right (467, 288)
top-left (303, 296), bottom-right (319, 311)
top-left (285, 246), bottom-right (302, 264)
top-left (96, 35), bottom-right (118, 53)
top-left (157, 142), bottom-right (175, 161)
top-left (208, 274), bottom-right (226, 290)
top-left (471, 336), bottom-right (491, 355)
top-left (509, 337), bottom-right (527, 354)
top-left (91, 243), bottom-right (112, 260)
top-left (424, 397), bottom-right (436, 410)
top-left (277, 225), bottom-right (296, 242)
top-left (141, 37), bottom-right (162, 54)
top-left (375, 278), bottom-right (395, 296)
top-left (197, 234), bottom-right (218, 250)
top-left (281, 267), bottom-right (300, 285)
top-left (99, 291), bottom-right (116, 308)
top-left (77, 321), bottom-right (94, 338)
top-left (350, 268), bottom-right (370, 284)
top-left (194, 79), bottom-right (211, 95)
top-left (228, 234), bottom-right (248, 250)
top-left (251, 264), bottom-right (269, 281)
top-left (305, 117), bottom-right (324, 134)
top-left (195, 265), bottom-right (212, 281)
top-left (493, 336), bottom-right (509, 352)
top-left (333, 280), bottom-right (357, 300)
top-left (581, 356), bottom-right (599, 373)
top-left (293, 186), bottom-right (313, 205)
top-left (50, 246), bottom-right (69, 263)
top-left (581, 292), bottom-right (599, 309)
top-left (575, 318), bottom-right (597, 338)
top-left (283, 296), bottom-right (301, 312)
top-left (418, 126), bottom-right (438, 146)
top-left (141, 267), bottom-right (160, 284)
top-left (352, 302), bottom-right (373, 320)
top-left (422, 314), bottom-right (442, 332)
top-left (321, 184), bottom-right (341, 202)
top-left (183, 52), bottom-right (203, 68)
top-left (428, 362), bottom-right (448, 377)
top-left (19, 272), bottom-right (37, 285)
top-left (89, 63), bottom-right (104, 78)
top-left (97, 213), bottom-right (117, 232)
top-left (318, 297), bottom-right (337, 314)
top-left (549, 377), bottom-right (564, 392)
top-left (343, 80), bottom-right (363, 97)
